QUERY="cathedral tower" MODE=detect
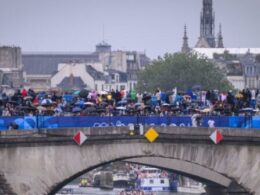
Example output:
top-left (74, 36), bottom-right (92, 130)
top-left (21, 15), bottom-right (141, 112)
top-left (195, 0), bottom-right (216, 48)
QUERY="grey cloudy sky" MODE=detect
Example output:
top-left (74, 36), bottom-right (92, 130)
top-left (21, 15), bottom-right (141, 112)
top-left (0, 0), bottom-right (260, 59)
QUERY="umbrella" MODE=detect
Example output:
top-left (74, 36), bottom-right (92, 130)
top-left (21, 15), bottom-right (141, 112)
top-left (83, 106), bottom-right (96, 114)
top-left (72, 107), bottom-right (82, 113)
top-left (41, 98), bottom-right (53, 106)
top-left (96, 108), bottom-right (106, 113)
top-left (99, 90), bottom-right (108, 95)
top-left (73, 90), bottom-right (80, 95)
top-left (75, 100), bottom-right (85, 106)
top-left (37, 106), bottom-right (46, 111)
top-left (117, 100), bottom-right (127, 106)
top-left (201, 108), bottom-right (211, 113)
top-left (16, 105), bottom-right (36, 111)
top-left (239, 108), bottom-right (255, 113)
top-left (84, 102), bottom-right (95, 106)
top-left (142, 95), bottom-right (151, 101)
top-left (79, 89), bottom-right (89, 98)
top-left (24, 96), bottom-right (33, 100)
top-left (7, 100), bottom-right (19, 105)
top-left (116, 106), bottom-right (126, 110)
top-left (162, 103), bottom-right (170, 106)
top-left (100, 102), bottom-right (108, 107)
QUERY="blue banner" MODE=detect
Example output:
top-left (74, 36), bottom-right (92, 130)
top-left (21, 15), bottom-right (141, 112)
top-left (0, 116), bottom-right (259, 131)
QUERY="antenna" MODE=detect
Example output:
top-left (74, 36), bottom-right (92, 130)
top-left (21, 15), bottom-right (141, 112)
top-left (102, 25), bottom-right (105, 42)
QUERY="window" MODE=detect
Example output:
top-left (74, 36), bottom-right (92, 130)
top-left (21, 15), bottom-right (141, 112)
top-left (160, 180), bottom-right (165, 184)
top-left (149, 179), bottom-right (154, 184)
top-left (116, 74), bottom-right (119, 82)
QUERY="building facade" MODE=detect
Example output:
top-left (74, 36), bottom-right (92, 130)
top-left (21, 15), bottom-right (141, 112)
top-left (194, 48), bottom-right (260, 89)
top-left (0, 46), bottom-right (23, 89)
top-left (22, 42), bottom-right (150, 91)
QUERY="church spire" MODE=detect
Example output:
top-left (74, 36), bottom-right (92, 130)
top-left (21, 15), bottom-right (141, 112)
top-left (181, 25), bottom-right (190, 53)
top-left (217, 24), bottom-right (224, 48)
top-left (195, 0), bottom-right (216, 48)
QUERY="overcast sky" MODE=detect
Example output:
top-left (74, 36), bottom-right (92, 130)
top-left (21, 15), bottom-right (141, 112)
top-left (0, 0), bottom-right (260, 59)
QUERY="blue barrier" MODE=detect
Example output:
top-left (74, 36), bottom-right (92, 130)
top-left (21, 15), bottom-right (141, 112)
top-left (0, 116), bottom-right (259, 131)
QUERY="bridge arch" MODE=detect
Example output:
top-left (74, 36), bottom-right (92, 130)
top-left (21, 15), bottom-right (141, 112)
top-left (45, 141), bottom-right (254, 195)
top-left (1, 126), bottom-right (259, 195)
top-left (49, 155), bottom-right (234, 195)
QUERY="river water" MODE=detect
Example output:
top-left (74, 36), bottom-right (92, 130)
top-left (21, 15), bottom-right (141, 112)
top-left (56, 186), bottom-right (198, 195)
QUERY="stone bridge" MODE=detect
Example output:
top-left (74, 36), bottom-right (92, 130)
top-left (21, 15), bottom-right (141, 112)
top-left (0, 126), bottom-right (260, 195)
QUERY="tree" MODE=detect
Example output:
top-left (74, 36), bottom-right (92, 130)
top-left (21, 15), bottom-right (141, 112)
top-left (136, 52), bottom-right (233, 92)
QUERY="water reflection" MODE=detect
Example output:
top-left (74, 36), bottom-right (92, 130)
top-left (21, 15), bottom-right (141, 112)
top-left (56, 187), bottom-right (197, 195)
top-left (56, 162), bottom-right (204, 195)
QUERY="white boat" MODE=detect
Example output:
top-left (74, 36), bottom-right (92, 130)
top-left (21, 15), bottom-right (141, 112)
top-left (136, 167), bottom-right (177, 192)
top-left (113, 171), bottom-right (131, 188)
top-left (178, 181), bottom-right (206, 194)
top-left (178, 186), bottom-right (206, 194)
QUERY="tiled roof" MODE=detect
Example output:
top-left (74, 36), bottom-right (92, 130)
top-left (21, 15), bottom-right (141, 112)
top-left (57, 76), bottom-right (86, 90)
top-left (22, 53), bottom-right (99, 75)
top-left (85, 65), bottom-right (104, 80)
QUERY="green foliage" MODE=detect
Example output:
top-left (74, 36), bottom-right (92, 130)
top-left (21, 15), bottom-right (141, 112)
top-left (137, 52), bottom-right (233, 92)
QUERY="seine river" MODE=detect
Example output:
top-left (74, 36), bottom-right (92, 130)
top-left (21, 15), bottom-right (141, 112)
top-left (56, 186), bottom-right (198, 195)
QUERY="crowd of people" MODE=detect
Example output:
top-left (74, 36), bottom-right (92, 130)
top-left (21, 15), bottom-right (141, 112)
top-left (0, 87), bottom-right (259, 117)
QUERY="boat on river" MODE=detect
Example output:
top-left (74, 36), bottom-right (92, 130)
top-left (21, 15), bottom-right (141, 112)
top-left (178, 182), bottom-right (206, 194)
top-left (136, 167), bottom-right (177, 192)
top-left (113, 171), bottom-right (132, 188)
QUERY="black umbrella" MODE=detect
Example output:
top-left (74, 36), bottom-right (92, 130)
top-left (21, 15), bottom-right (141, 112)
top-left (100, 102), bottom-right (108, 107)
top-left (83, 106), bottom-right (96, 114)
top-left (79, 89), bottom-right (89, 99)
top-left (142, 95), bottom-right (151, 101)
top-left (16, 105), bottom-right (36, 111)
top-left (96, 108), bottom-right (106, 113)
top-left (8, 100), bottom-right (19, 105)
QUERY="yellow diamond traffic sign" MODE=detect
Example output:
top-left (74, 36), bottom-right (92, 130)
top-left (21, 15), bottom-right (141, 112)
top-left (145, 128), bottom-right (159, 143)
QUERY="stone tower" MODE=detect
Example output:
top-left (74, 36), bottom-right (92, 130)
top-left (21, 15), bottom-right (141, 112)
top-left (195, 0), bottom-right (216, 48)
top-left (217, 24), bottom-right (224, 48)
top-left (181, 25), bottom-right (190, 53)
